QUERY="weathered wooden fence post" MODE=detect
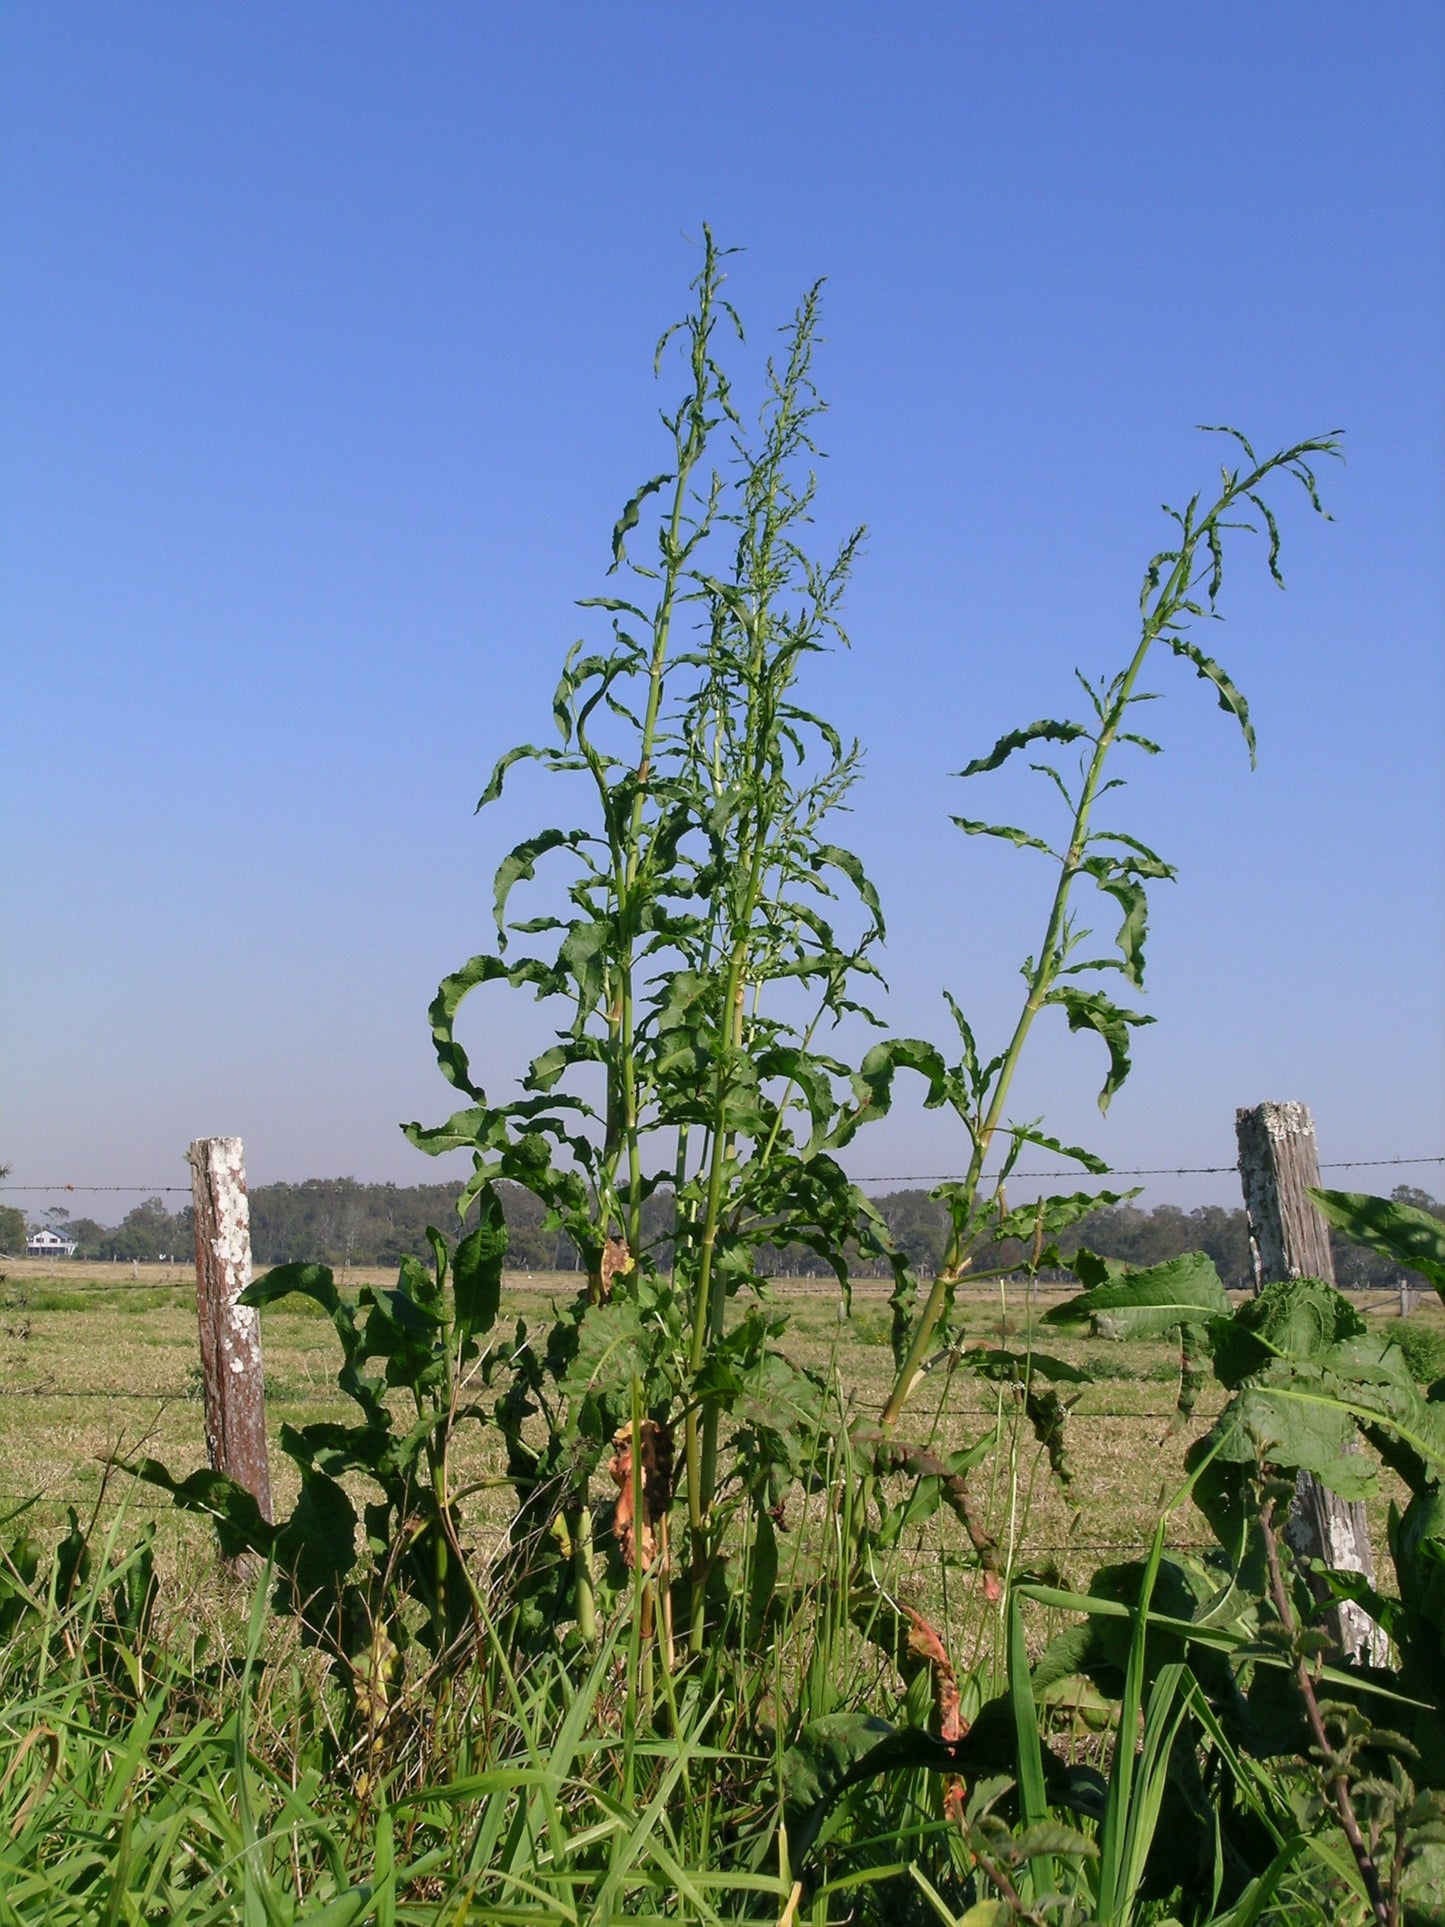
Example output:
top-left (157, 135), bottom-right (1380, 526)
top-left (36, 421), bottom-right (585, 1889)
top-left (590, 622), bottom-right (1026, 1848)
top-left (189, 1136), bottom-right (273, 1530)
top-left (1235, 1101), bottom-right (1387, 1663)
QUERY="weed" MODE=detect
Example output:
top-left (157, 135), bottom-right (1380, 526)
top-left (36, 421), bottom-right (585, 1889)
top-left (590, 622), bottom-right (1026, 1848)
top-left (86, 234), bottom-right (1404, 1925)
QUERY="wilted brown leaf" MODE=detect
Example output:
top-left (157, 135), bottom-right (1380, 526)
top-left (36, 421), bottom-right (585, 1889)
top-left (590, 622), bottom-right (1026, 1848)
top-left (905, 1603), bottom-right (966, 1819)
top-left (608, 1416), bottom-right (673, 1570)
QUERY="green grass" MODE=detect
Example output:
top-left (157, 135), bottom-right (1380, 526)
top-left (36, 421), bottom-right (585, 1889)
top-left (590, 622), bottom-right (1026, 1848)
top-left (0, 1257), bottom-right (1429, 1924)
top-left (0, 1257), bottom-right (1421, 1642)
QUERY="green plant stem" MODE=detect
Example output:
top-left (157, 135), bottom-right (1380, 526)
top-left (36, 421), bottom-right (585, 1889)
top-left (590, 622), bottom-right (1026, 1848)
top-left (614, 468), bottom-right (694, 1256)
top-left (881, 540), bottom-right (1197, 1430)
top-left (684, 939), bottom-right (752, 1650)
top-left (685, 651), bottom-right (778, 1649)
top-left (605, 243), bottom-right (725, 1254)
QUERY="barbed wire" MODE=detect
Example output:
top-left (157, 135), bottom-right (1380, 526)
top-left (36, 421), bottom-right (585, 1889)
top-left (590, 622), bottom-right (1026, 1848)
top-left (0, 1378), bottom-right (1230, 1421)
top-left (4, 1151), bottom-right (1440, 1195)
top-left (0, 1494), bottom-right (1218, 1559)
top-left (0, 1184), bottom-right (194, 1194)
top-left (854, 1153), bottom-right (1445, 1184)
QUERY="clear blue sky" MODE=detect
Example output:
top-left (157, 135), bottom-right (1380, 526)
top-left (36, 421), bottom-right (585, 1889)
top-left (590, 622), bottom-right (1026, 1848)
top-left (3, 3), bottom-right (1442, 1218)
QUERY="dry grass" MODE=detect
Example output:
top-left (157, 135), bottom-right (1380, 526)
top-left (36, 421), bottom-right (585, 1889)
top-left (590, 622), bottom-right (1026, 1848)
top-left (0, 1255), bottom-right (1429, 1649)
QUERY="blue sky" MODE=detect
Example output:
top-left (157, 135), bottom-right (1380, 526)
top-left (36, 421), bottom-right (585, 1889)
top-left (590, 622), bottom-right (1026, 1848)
top-left (3, 3), bottom-right (1442, 1217)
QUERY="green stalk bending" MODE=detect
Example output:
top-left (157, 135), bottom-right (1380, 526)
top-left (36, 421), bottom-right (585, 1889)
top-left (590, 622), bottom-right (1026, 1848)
top-left (880, 621), bottom-right (1158, 1426)
top-left (881, 431), bottom-right (1341, 1430)
top-left (606, 238), bottom-right (732, 1257)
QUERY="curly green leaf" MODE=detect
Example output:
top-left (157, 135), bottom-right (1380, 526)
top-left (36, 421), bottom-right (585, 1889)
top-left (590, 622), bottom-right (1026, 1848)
top-left (958, 718), bottom-right (1090, 779)
top-left (1043, 986), bottom-right (1155, 1112)
top-left (1165, 637), bottom-right (1257, 767)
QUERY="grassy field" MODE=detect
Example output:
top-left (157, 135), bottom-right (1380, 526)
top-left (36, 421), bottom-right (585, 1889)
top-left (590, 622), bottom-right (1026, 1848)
top-left (2, 1254), bottom-right (1438, 1923)
top-left (1, 1253), bottom-right (1428, 1645)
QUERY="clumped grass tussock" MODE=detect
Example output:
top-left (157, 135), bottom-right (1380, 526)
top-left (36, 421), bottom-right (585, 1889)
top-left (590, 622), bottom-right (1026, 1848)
top-left (0, 1507), bottom-right (806, 1923)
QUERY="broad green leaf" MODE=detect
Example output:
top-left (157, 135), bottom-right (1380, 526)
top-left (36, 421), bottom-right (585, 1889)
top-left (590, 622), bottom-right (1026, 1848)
top-left (453, 1185), bottom-right (506, 1340)
top-left (955, 1904), bottom-right (1011, 1927)
top-left (356, 1282), bottom-right (444, 1393)
top-left (273, 1469), bottom-right (357, 1630)
top-left (733, 1349), bottom-right (823, 1442)
top-left (402, 1103), bottom-right (493, 1156)
top-left (1091, 827), bottom-right (1171, 869)
top-left (241, 1263), bottom-right (366, 1379)
top-left (1080, 862), bottom-right (1150, 985)
top-left (1310, 1187), bottom-right (1445, 1298)
top-left (782, 1712), bottom-right (897, 1812)
top-left (1389, 1316), bottom-right (1445, 1386)
top-left (1004, 1126), bottom-right (1110, 1175)
top-left (992, 1186), bottom-right (1135, 1245)
top-left (576, 592), bottom-right (648, 619)
top-left (1225, 1373), bottom-right (1372, 1494)
top-left (242, 1262), bottom-right (340, 1318)
top-left (475, 741), bottom-right (546, 810)
top-left (1198, 1316), bottom-right (1445, 1492)
top-left (122, 1460), bottom-right (277, 1563)
top-left (834, 1037), bottom-right (949, 1145)
top-left (493, 829), bottom-right (593, 941)
top-left (558, 917), bottom-right (612, 1015)
top-left (966, 1347), bottom-right (1088, 1385)
top-left (1402, 1841), bottom-right (1445, 1922)
top-left (810, 842), bottom-right (884, 934)
top-left (754, 1043), bottom-right (844, 1150)
top-left (562, 1300), bottom-right (649, 1403)
top-left (278, 1419), bottom-right (393, 1481)
top-left (1046, 1251), bottom-right (1228, 1339)
top-left (1070, 1247), bottom-right (1129, 1290)
top-left (784, 1717), bottom-right (968, 1862)
top-left (1211, 1274), bottom-right (1364, 1385)
top-left (745, 1504), bottom-right (778, 1647)
top-left (420, 951), bottom-right (557, 1098)
top-left (1012, 1823), bottom-right (1097, 1859)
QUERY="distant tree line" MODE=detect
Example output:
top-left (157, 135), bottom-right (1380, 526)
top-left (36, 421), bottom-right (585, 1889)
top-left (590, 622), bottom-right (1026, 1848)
top-left (19, 1178), bottom-right (1442, 1290)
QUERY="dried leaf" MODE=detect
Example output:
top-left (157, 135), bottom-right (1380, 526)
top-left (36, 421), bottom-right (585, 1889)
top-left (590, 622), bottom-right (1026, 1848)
top-left (593, 1237), bottom-right (634, 1302)
top-left (904, 1604), bottom-right (967, 1818)
top-left (608, 1417), bottom-right (674, 1570)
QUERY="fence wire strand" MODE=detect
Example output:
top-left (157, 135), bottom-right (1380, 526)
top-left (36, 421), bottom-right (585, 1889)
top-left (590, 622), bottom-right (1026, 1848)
top-left (3, 1152), bottom-right (1442, 1194)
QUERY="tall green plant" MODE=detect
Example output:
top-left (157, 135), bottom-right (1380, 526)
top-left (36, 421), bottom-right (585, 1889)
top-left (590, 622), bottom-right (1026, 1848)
top-left (405, 232), bottom-right (895, 1653)
top-left (856, 427), bottom-right (1342, 1426)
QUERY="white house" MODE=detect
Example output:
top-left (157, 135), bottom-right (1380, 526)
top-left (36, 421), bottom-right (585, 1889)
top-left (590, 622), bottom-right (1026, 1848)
top-left (26, 1227), bottom-right (77, 1259)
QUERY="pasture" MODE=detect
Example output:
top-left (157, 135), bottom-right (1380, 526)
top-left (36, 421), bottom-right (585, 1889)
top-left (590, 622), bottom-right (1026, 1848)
top-left (0, 1253), bottom-right (1420, 1636)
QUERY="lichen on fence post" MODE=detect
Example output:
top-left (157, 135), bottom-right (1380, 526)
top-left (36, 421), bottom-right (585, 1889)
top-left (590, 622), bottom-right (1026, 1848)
top-left (189, 1136), bottom-right (273, 1533)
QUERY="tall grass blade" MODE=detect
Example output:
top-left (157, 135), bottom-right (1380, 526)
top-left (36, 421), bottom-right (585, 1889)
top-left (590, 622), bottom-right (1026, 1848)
top-left (1006, 1587), bottom-right (1055, 1903)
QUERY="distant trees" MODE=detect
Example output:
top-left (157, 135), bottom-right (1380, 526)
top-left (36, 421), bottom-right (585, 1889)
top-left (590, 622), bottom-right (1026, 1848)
top-left (0, 1162), bottom-right (20, 1256)
top-left (865, 1182), bottom-right (1441, 1291)
top-left (53, 1197), bottom-right (195, 1262)
top-left (32, 1175), bottom-right (1441, 1284)
top-left (246, 1178), bottom-right (581, 1272)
